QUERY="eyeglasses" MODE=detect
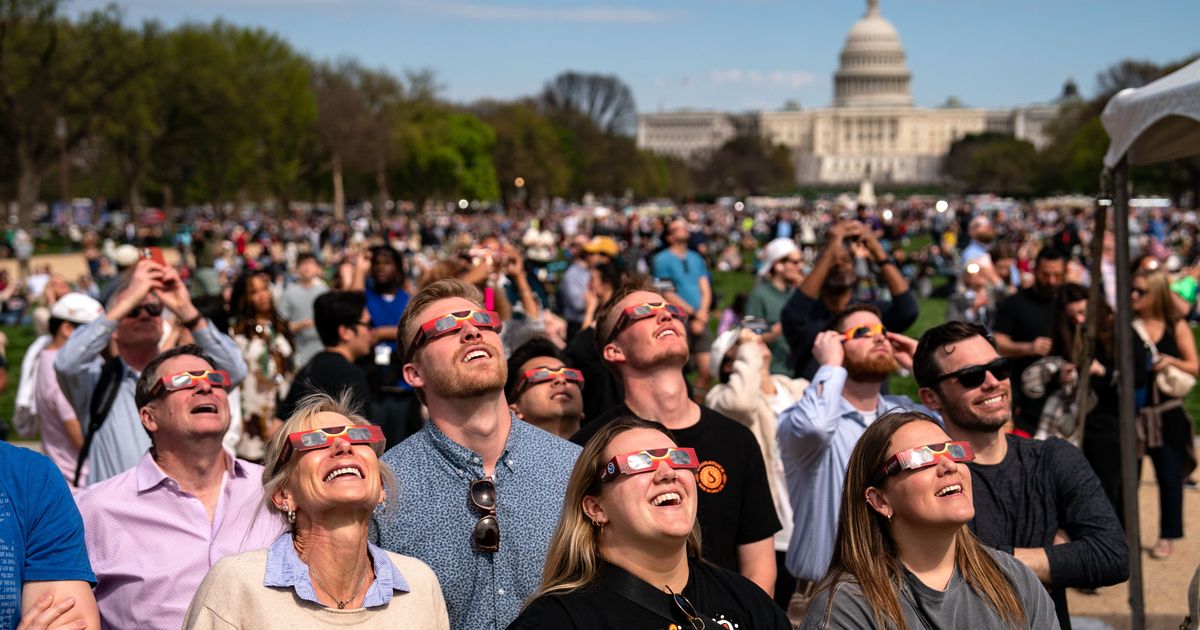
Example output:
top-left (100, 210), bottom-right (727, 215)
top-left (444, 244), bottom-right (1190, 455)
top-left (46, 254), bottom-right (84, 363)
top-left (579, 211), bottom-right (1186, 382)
top-left (599, 447), bottom-right (699, 483)
top-left (514, 366), bottom-right (584, 397)
top-left (934, 357), bottom-right (1011, 389)
top-left (127, 302), bottom-right (164, 319)
top-left (470, 478), bottom-right (500, 552)
top-left (149, 369), bottom-right (231, 400)
top-left (357, 318), bottom-right (374, 329)
top-left (666, 586), bottom-right (705, 630)
top-left (272, 424), bottom-right (386, 474)
top-left (871, 441), bottom-right (975, 486)
top-left (841, 323), bottom-right (887, 342)
top-left (782, 256), bottom-right (802, 265)
top-left (408, 310), bottom-right (502, 359)
top-left (605, 302), bottom-right (688, 343)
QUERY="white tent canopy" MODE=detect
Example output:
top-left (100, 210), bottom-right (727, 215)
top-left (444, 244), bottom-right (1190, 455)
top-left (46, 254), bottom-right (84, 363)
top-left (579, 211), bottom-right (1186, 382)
top-left (1102, 57), bottom-right (1200, 168)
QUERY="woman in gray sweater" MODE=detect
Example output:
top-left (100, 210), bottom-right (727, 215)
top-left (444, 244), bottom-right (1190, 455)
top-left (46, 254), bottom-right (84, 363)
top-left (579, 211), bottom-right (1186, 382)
top-left (802, 411), bottom-right (1058, 629)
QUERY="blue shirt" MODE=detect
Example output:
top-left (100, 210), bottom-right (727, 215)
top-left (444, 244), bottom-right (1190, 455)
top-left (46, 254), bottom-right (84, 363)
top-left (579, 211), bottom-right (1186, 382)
top-left (0, 443), bottom-right (96, 629)
top-left (777, 366), bottom-right (931, 581)
top-left (365, 285), bottom-right (410, 388)
top-left (372, 415), bottom-right (580, 630)
top-left (263, 532), bottom-right (409, 608)
top-left (653, 248), bottom-right (709, 311)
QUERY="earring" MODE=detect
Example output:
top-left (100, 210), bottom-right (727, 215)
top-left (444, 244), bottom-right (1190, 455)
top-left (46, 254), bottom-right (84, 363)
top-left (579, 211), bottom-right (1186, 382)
top-left (591, 519), bottom-right (605, 531)
top-left (886, 512), bottom-right (892, 522)
top-left (286, 506), bottom-right (296, 525)
top-left (378, 499), bottom-right (387, 512)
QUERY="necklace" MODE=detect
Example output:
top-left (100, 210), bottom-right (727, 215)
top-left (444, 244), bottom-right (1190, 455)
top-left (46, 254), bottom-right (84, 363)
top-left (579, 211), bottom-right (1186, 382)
top-left (308, 564), bottom-right (369, 609)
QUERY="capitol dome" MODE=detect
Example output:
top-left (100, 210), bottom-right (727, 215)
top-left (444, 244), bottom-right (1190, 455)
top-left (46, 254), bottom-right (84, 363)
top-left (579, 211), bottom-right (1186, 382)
top-left (833, 0), bottom-right (912, 108)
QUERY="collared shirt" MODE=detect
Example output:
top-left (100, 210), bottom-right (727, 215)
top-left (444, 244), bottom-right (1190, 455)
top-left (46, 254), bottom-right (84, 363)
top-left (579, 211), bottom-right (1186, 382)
top-left (777, 365), bottom-right (929, 581)
top-left (76, 452), bottom-right (283, 630)
top-left (263, 532), bottom-right (409, 608)
top-left (55, 317), bottom-right (249, 484)
top-left (373, 414), bottom-right (580, 630)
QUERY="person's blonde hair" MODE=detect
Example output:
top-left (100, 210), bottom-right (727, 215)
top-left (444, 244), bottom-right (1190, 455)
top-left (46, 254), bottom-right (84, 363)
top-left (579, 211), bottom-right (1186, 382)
top-left (529, 416), bottom-right (701, 601)
top-left (1135, 269), bottom-right (1181, 323)
top-left (808, 411), bottom-right (1026, 629)
top-left (261, 391), bottom-right (397, 529)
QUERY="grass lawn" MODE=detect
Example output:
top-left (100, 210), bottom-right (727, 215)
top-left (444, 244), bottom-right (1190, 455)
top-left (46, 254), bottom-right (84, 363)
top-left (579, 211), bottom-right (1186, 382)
top-left (711, 270), bottom-right (1200, 427)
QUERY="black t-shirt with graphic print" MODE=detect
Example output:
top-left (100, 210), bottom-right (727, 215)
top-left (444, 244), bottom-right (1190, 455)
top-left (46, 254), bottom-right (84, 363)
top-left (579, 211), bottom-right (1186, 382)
top-left (571, 403), bottom-right (781, 573)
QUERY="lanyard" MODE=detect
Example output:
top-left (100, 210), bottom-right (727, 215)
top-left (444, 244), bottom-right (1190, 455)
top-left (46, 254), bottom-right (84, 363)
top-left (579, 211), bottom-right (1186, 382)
top-left (596, 562), bottom-right (712, 629)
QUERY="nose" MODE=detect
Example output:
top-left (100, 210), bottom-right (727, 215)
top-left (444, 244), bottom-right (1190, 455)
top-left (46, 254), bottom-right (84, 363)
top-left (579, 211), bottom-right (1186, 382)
top-left (331, 436), bottom-right (353, 456)
top-left (935, 455), bottom-right (958, 475)
top-left (459, 321), bottom-right (483, 341)
top-left (655, 307), bottom-right (674, 325)
top-left (652, 459), bottom-right (677, 481)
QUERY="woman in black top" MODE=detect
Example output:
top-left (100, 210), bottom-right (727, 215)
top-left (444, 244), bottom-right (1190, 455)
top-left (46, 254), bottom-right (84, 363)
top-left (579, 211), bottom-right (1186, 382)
top-left (1132, 269), bottom-right (1199, 560)
top-left (508, 416), bottom-right (788, 630)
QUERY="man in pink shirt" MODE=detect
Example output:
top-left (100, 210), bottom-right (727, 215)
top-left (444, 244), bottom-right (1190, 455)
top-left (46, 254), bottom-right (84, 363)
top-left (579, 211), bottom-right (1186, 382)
top-left (76, 344), bottom-right (281, 630)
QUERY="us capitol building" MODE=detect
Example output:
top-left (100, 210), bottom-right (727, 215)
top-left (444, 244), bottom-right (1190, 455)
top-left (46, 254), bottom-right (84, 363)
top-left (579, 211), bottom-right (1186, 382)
top-left (636, 0), bottom-right (1076, 186)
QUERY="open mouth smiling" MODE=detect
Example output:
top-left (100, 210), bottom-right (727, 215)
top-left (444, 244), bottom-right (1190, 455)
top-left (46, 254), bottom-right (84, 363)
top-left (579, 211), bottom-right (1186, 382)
top-left (324, 466), bottom-right (364, 482)
top-left (650, 491), bottom-right (682, 507)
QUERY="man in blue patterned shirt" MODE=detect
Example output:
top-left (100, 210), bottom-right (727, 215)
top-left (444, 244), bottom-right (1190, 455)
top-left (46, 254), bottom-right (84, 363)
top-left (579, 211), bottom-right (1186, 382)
top-left (373, 279), bottom-right (580, 629)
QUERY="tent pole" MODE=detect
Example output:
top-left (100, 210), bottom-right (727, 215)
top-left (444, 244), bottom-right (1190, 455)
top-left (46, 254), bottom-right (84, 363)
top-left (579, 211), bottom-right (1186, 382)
top-left (1112, 157), bottom-right (1145, 630)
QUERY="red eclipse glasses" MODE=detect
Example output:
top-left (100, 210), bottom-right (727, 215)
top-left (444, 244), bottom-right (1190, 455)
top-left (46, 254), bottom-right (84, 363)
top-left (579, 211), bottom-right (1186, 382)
top-left (149, 369), bottom-right (231, 399)
top-left (272, 425), bottom-right (385, 475)
top-left (871, 441), bottom-right (975, 487)
top-left (408, 309), bottom-right (502, 360)
top-left (599, 447), bottom-right (699, 483)
top-left (606, 302), bottom-right (688, 343)
top-left (514, 367), bottom-right (584, 397)
top-left (841, 323), bottom-right (887, 342)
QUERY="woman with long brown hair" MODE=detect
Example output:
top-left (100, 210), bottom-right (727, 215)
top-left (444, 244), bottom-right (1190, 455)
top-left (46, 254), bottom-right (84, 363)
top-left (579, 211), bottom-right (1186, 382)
top-left (231, 270), bottom-right (294, 458)
top-left (508, 416), bottom-right (788, 629)
top-left (802, 411), bottom-right (1057, 629)
top-left (1132, 269), bottom-right (1198, 559)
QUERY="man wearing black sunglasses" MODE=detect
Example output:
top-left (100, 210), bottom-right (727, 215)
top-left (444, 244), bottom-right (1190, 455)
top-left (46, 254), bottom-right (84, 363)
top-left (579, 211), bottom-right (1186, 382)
top-left (56, 259), bottom-right (248, 485)
top-left (913, 321), bottom-right (1128, 630)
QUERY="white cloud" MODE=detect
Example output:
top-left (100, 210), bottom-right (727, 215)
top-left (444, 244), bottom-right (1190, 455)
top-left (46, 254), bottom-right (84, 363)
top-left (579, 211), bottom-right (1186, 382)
top-left (706, 68), bottom-right (815, 90)
top-left (402, 1), bottom-right (676, 23)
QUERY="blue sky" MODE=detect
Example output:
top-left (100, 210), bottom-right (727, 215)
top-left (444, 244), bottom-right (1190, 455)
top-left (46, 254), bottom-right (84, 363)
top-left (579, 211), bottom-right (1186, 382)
top-left (72, 0), bottom-right (1200, 113)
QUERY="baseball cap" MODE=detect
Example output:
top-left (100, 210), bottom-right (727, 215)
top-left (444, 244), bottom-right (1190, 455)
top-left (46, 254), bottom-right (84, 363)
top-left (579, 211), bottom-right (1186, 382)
top-left (583, 236), bottom-right (619, 258)
top-left (114, 244), bottom-right (140, 268)
top-left (709, 329), bottom-right (741, 380)
top-left (50, 293), bottom-right (105, 325)
top-left (759, 238), bottom-right (800, 278)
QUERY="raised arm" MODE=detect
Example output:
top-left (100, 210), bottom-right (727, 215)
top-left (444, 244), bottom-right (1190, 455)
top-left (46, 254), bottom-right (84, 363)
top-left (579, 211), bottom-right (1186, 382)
top-left (777, 332), bottom-right (849, 446)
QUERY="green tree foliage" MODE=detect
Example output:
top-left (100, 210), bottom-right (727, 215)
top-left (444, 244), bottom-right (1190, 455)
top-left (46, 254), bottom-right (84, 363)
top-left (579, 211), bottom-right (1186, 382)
top-left (474, 99), bottom-right (570, 205)
top-left (944, 132), bottom-right (1039, 195)
top-left (694, 135), bottom-right (794, 196)
top-left (392, 103), bottom-right (499, 207)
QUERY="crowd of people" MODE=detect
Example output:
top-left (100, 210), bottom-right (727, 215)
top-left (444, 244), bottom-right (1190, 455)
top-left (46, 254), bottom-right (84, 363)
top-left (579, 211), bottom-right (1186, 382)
top-left (3, 194), bottom-right (1199, 629)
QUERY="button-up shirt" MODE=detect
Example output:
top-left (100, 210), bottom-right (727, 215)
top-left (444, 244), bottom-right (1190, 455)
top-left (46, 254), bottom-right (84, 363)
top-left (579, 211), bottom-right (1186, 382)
top-left (55, 317), bottom-right (248, 484)
top-left (373, 415), bottom-right (580, 630)
top-left (777, 365), bottom-right (928, 581)
top-left (76, 452), bottom-right (282, 630)
top-left (263, 532), bottom-right (409, 607)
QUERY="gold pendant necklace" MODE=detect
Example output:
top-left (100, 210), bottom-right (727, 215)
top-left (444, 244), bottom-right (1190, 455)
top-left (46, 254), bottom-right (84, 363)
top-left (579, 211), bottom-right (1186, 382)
top-left (309, 565), bottom-right (369, 610)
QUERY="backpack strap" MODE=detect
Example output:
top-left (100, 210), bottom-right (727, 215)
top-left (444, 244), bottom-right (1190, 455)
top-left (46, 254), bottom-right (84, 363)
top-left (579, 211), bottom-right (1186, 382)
top-left (75, 357), bottom-right (126, 486)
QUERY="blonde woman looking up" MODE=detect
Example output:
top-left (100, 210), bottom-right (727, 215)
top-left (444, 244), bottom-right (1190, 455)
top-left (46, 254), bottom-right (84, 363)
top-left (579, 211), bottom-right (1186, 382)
top-left (183, 393), bottom-right (448, 629)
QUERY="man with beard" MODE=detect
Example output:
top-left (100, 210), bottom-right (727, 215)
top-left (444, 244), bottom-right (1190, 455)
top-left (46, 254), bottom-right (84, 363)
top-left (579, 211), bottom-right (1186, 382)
top-left (374, 279), bottom-right (579, 630)
top-left (570, 278), bottom-right (781, 595)
top-left (505, 337), bottom-right (584, 439)
top-left (777, 304), bottom-right (922, 617)
top-left (992, 247), bottom-right (1066, 435)
top-left (781, 220), bottom-right (917, 381)
top-left (913, 321), bottom-right (1128, 630)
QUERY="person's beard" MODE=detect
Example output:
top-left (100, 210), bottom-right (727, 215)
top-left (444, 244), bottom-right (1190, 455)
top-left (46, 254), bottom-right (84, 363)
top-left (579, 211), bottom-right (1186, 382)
top-left (424, 346), bottom-right (508, 399)
top-left (626, 340), bottom-right (689, 371)
top-left (844, 350), bottom-right (898, 383)
top-left (825, 266), bottom-right (857, 291)
top-left (935, 390), bottom-right (1010, 433)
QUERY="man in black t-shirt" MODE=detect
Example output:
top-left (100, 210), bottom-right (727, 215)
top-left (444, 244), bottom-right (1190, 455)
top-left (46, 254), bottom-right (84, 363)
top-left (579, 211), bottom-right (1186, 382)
top-left (276, 291), bottom-right (373, 422)
top-left (571, 279), bottom-right (780, 595)
top-left (913, 322), bottom-right (1128, 630)
top-left (992, 247), bottom-right (1064, 435)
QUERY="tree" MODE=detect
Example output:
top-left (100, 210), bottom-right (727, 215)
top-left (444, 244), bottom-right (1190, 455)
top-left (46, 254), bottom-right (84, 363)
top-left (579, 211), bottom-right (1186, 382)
top-left (540, 71), bottom-right (636, 136)
top-left (0, 1), bottom-right (148, 228)
top-left (474, 99), bottom-right (570, 206)
top-left (392, 104), bottom-right (498, 208)
top-left (694, 135), bottom-right (794, 196)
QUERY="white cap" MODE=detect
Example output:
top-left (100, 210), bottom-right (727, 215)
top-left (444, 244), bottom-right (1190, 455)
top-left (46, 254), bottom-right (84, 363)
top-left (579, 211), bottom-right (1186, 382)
top-left (758, 238), bottom-right (800, 278)
top-left (709, 329), bottom-right (741, 381)
top-left (49, 293), bottom-right (104, 325)
top-left (114, 244), bottom-right (140, 268)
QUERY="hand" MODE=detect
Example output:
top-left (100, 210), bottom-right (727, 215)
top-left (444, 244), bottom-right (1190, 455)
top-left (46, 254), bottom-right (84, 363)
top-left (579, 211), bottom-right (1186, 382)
top-left (357, 250), bottom-right (372, 270)
top-left (1053, 529), bottom-right (1071, 545)
top-left (1030, 337), bottom-right (1053, 357)
top-left (1088, 359), bottom-right (1106, 377)
top-left (828, 221), bottom-right (864, 246)
top-left (886, 332), bottom-right (918, 372)
top-left (583, 285), bottom-right (599, 313)
top-left (1059, 363), bottom-right (1077, 386)
top-left (737, 326), bottom-right (760, 346)
top-left (17, 594), bottom-right (80, 630)
top-left (688, 314), bottom-right (706, 336)
top-left (154, 266), bottom-right (199, 322)
top-left (502, 243), bottom-right (525, 276)
top-left (813, 330), bottom-right (845, 367)
top-left (1152, 356), bottom-right (1170, 373)
top-left (110, 261), bottom-right (164, 319)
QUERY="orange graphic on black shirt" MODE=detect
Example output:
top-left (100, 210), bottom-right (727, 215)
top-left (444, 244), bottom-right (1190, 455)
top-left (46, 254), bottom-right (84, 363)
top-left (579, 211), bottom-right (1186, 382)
top-left (696, 461), bottom-right (727, 494)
